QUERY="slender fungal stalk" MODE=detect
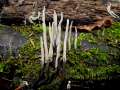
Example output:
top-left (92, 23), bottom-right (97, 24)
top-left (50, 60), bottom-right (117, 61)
top-left (74, 27), bottom-right (78, 49)
top-left (55, 27), bottom-right (61, 68)
top-left (68, 21), bottom-right (73, 50)
top-left (63, 19), bottom-right (69, 62)
top-left (42, 6), bottom-right (48, 62)
top-left (53, 10), bottom-right (58, 46)
top-left (59, 12), bottom-right (63, 25)
top-left (55, 13), bottom-right (63, 68)
top-left (48, 23), bottom-right (53, 61)
top-left (51, 22), bottom-right (54, 46)
top-left (40, 37), bottom-right (44, 67)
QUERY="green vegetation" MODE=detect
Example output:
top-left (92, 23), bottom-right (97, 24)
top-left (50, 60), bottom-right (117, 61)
top-left (0, 22), bottom-right (120, 89)
top-left (0, 24), bottom-right (44, 85)
top-left (65, 22), bottom-right (120, 80)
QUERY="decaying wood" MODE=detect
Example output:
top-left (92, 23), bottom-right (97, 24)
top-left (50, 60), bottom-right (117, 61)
top-left (72, 16), bottom-right (113, 32)
top-left (0, 0), bottom-right (115, 31)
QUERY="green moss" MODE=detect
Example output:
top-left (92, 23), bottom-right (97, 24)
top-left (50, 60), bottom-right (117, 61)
top-left (0, 63), bottom-right (5, 72)
top-left (65, 22), bottom-right (120, 80)
top-left (0, 24), bottom-right (10, 30)
top-left (78, 33), bottom-right (97, 45)
top-left (0, 24), bottom-right (43, 82)
top-left (11, 25), bottom-right (44, 81)
top-left (0, 22), bottom-right (120, 89)
top-left (39, 78), bottom-right (61, 90)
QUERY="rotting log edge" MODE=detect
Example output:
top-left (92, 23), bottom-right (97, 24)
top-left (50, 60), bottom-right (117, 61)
top-left (0, 14), bottom-right (113, 32)
top-left (71, 16), bottom-right (113, 32)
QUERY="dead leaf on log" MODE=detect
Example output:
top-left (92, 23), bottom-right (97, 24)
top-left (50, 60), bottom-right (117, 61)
top-left (72, 16), bottom-right (113, 32)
